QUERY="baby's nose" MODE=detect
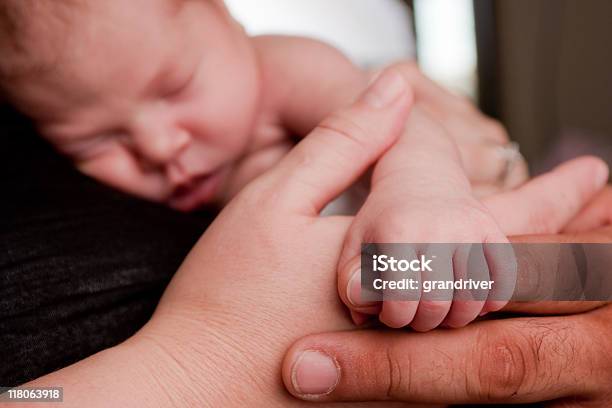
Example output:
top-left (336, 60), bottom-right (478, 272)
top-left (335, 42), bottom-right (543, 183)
top-left (134, 127), bottom-right (191, 165)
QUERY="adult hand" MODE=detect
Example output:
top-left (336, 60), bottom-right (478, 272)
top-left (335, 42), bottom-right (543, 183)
top-left (284, 189), bottom-right (612, 406)
top-left (149, 63), bottom-right (607, 406)
top-left (22, 68), bottom-right (419, 408)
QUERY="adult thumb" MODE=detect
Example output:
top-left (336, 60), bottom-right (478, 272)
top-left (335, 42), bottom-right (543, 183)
top-left (264, 67), bottom-right (414, 215)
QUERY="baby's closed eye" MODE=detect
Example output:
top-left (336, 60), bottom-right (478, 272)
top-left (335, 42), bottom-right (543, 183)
top-left (58, 132), bottom-right (129, 162)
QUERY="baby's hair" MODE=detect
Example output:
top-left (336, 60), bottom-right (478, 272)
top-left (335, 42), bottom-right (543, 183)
top-left (0, 0), bottom-right (79, 86)
top-left (0, 0), bottom-right (189, 85)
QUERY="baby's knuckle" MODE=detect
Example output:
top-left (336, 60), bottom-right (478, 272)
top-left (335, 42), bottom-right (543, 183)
top-left (370, 212), bottom-right (414, 242)
top-left (418, 300), bottom-right (452, 316)
top-left (462, 206), bottom-right (497, 234)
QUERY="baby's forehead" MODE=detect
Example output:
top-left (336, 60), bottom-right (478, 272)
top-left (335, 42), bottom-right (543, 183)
top-left (0, 3), bottom-right (73, 82)
top-left (1, 0), bottom-right (181, 77)
top-left (7, 4), bottom-right (181, 86)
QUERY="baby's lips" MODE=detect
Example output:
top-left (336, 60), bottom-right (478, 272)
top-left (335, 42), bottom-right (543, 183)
top-left (167, 167), bottom-right (226, 211)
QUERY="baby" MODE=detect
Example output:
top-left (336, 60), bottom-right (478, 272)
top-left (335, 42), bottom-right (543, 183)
top-left (0, 0), bottom-right (606, 331)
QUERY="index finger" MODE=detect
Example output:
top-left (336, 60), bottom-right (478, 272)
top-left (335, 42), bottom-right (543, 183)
top-left (282, 311), bottom-right (608, 403)
top-left (503, 229), bottom-right (612, 314)
top-left (564, 186), bottom-right (612, 233)
top-left (483, 156), bottom-right (609, 236)
top-left (264, 67), bottom-right (413, 215)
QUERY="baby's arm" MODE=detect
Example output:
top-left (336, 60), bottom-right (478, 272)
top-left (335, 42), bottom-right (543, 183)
top-left (340, 96), bottom-right (514, 331)
top-left (338, 91), bottom-right (609, 330)
top-left (251, 35), bottom-right (369, 136)
top-left (252, 38), bottom-right (527, 195)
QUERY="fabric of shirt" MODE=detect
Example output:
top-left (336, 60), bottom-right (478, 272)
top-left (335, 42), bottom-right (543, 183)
top-left (0, 105), bottom-right (215, 386)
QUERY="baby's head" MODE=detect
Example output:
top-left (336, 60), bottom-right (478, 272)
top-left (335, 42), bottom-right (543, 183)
top-left (0, 0), bottom-right (261, 211)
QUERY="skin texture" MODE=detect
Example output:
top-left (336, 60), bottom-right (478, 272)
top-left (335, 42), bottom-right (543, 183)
top-left (13, 68), bottom-right (611, 407)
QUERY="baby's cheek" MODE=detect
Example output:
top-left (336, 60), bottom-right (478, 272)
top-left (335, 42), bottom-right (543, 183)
top-left (77, 149), bottom-right (169, 201)
top-left (182, 103), bottom-right (250, 153)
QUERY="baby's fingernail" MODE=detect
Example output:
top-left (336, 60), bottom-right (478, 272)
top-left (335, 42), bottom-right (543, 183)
top-left (291, 350), bottom-right (339, 396)
top-left (347, 268), bottom-right (375, 308)
top-left (361, 69), bottom-right (406, 109)
top-left (479, 311), bottom-right (488, 317)
top-left (347, 269), bottom-right (361, 306)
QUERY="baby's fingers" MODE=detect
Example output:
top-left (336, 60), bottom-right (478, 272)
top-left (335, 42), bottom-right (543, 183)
top-left (441, 245), bottom-right (489, 328)
top-left (405, 245), bottom-right (454, 332)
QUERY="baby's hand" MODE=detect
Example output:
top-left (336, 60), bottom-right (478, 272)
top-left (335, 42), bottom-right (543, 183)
top-left (337, 106), bottom-right (609, 331)
top-left (380, 61), bottom-right (529, 197)
top-left (336, 107), bottom-right (511, 331)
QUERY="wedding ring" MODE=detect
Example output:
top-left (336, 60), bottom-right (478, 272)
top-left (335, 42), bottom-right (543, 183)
top-left (495, 142), bottom-right (525, 187)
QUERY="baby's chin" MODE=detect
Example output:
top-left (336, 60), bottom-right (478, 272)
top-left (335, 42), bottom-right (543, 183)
top-left (167, 165), bottom-right (230, 212)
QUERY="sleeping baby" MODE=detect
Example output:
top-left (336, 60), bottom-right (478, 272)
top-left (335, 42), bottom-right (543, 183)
top-left (0, 0), bottom-right (607, 330)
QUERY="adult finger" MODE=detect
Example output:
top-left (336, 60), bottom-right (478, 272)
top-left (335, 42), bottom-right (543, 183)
top-left (264, 67), bottom-right (413, 215)
top-left (483, 156), bottom-right (609, 235)
top-left (564, 186), bottom-right (612, 233)
top-left (458, 141), bottom-right (528, 187)
top-left (504, 300), bottom-right (609, 314)
top-left (283, 313), bottom-right (608, 403)
top-left (501, 228), bottom-right (612, 315)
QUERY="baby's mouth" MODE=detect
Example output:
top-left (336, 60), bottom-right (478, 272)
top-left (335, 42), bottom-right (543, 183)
top-left (168, 166), bottom-right (226, 212)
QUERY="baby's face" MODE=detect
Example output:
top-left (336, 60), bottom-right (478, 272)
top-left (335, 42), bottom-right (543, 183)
top-left (10, 0), bottom-right (261, 211)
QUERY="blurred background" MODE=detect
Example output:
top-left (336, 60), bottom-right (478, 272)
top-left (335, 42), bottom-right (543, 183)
top-left (225, 0), bottom-right (612, 174)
